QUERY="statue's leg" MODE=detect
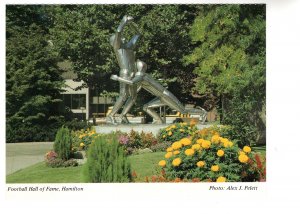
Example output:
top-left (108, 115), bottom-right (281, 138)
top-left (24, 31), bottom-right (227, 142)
top-left (188, 107), bottom-right (207, 124)
top-left (119, 84), bottom-right (138, 124)
top-left (106, 83), bottom-right (129, 124)
top-left (143, 97), bottom-right (165, 124)
top-left (161, 90), bottom-right (186, 113)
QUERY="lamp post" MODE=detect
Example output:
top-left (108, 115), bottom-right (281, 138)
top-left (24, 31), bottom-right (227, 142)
top-left (80, 107), bottom-right (85, 121)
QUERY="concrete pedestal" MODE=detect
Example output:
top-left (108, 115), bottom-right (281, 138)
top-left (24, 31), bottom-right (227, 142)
top-left (95, 123), bottom-right (213, 135)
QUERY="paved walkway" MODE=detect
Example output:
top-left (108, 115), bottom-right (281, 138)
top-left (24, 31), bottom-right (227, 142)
top-left (6, 142), bottom-right (53, 175)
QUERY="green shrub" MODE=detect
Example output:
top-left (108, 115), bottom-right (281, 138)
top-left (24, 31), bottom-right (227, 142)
top-left (83, 136), bottom-right (132, 183)
top-left (64, 120), bottom-right (92, 131)
top-left (54, 126), bottom-right (73, 160)
top-left (6, 122), bottom-right (59, 143)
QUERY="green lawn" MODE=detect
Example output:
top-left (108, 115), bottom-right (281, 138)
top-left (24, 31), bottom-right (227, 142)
top-left (6, 151), bottom-right (165, 183)
top-left (252, 145), bottom-right (266, 156)
top-left (6, 146), bottom-right (266, 183)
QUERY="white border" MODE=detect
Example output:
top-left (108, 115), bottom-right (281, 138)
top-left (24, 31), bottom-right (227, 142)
top-left (1, 0), bottom-right (300, 213)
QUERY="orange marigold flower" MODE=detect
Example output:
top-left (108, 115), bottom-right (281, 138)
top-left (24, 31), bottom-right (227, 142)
top-left (211, 135), bottom-right (220, 144)
top-left (180, 138), bottom-right (192, 146)
top-left (196, 138), bottom-right (205, 145)
top-left (201, 140), bottom-right (211, 149)
top-left (166, 147), bottom-right (173, 152)
top-left (172, 141), bottom-right (182, 150)
top-left (196, 161), bottom-right (205, 168)
top-left (165, 152), bottom-right (173, 159)
top-left (185, 148), bottom-right (195, 156)
top-left (173, 150), bottom-right (180, 155)
top-left (217, 149), bottom-right (225, 157)
top-left (216, 176), bottom-right (226, 182)
top-left (158, 160), bottom-right (166, 167)
top-left (172, 158), bottom-right (182, 167)
top-left (243, 146), bottom-right (251, 153)
top-left (238, 154), bottom-right (249, 163)
top-left (211, 165), bottom-right (220, 172)
top-left (192, 144), bottom-right (201, 151)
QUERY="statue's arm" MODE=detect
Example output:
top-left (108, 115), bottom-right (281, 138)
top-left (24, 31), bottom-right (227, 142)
top-left (112, 15), bottom-right (134, 50)
top-left (111, 74), bottom-right (143, 85)
top-left (126, 23), bottom-right (141, 49)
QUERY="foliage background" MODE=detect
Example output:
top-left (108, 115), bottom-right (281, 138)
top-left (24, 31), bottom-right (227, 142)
top-left (6, 5), bottom-right (265, 145)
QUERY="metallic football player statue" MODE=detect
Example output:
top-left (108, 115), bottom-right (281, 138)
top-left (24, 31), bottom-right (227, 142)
top-left (106, 15), bottom-right (141, 124)
top-left (111, 59), bottom-right (208, 124)
top-left (108, 15), bottom-right (207, 124)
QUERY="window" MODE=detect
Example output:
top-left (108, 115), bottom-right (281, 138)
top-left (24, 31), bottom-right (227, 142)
top-left (63, 94), bottom-right (86, 109)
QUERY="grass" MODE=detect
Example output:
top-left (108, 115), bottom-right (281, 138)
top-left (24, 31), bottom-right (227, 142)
top-left (6, 146), bottom-right (266, 183)
top-left (252, 145), bottom-right (266, 156)
top-left (6, 162), bottom-right (84, 183)
top-left (6, 151), bottom-right (165, 183)
top-left (129, 152), bottom-right (164, 182)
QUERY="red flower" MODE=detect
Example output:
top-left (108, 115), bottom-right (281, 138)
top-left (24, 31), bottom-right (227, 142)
top-left (174, 178), bottom-right (181, 182)
top-left (255, 154), bottom-right (263, 169)
top-left (192, 178), bottom-right (200, 182)
top-left (132, 171), bottom-right (137, 178)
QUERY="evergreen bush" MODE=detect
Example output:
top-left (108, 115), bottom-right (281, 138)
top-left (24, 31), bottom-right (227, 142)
top-left (53, 126), bottom-right (73, 160)
top-left (83, 136), bottom-right (132, 183)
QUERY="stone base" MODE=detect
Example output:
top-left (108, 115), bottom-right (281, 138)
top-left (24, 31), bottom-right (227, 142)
top-left (95, 123), bottom-right (213, 135)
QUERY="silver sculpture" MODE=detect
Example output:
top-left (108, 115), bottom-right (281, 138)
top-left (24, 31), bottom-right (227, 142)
top-left (106, 15), bottom-right (141, 124)
top-left (107, 15), bottom-right (207, 124)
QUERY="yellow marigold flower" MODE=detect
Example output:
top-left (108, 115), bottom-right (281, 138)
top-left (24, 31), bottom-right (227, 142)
top-left (239, 150), bottom-right (246, 155)
top-left (166, 147), bottom-right (173, 152)
top-left (196, 161), bottom-right (205, 168)
top-left (182, 122), bottom-right (187, 126)
top-left (216, 176), bottom-right (226, 182)
top-left (180, 138), bottom-right (192, 146)
top-left (179, 129), bottom-right (184, 132)
top-left (185, 148), bottom-right (195, 156)
top-left (192, 144), bottom-right (201, 151)
top-left (163, 135), bottom-right (166, 139)
top-left (243, 146), bottom-right (251, 153)
top-left (172, 158), bottom-right (182, 167)
top-left (211, 165), bottom-right (220, 172)
top-left (165, 152), bottom-right (173, 159)
top-left (158, 160), bottom-right (166, 167)
top-left (172, 141), bottom-right (182, 150)
top-left (196, 138), bottom-right (205, 145)
top-left (168, 131), bottom-right (172, 136)
top-left (190, 120), bottom-right (197, 127)
top-left (80, 142), bottom-right (85, 147)
top-left (238, 154), bottom-right (249, 163)
top-left (201, 140), bottom-right (211, 149)
top-left (166, 127), bottom-right (171, 131)
top-left (171, 125), bottom-right (176, 129)
top-left (217, 149), bottom-right (225, 157)
top-left (173, 150), bottom-right (180, 155)
top-left (211, 135), bottom-right (220, 144)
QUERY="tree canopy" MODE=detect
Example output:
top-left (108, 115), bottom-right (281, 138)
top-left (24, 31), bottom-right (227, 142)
top-left (184, 5), bottom-right (266, 145)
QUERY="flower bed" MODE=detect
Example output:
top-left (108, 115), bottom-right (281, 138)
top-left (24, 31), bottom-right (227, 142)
top-left (157, 127), bottom-right (266, 182)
